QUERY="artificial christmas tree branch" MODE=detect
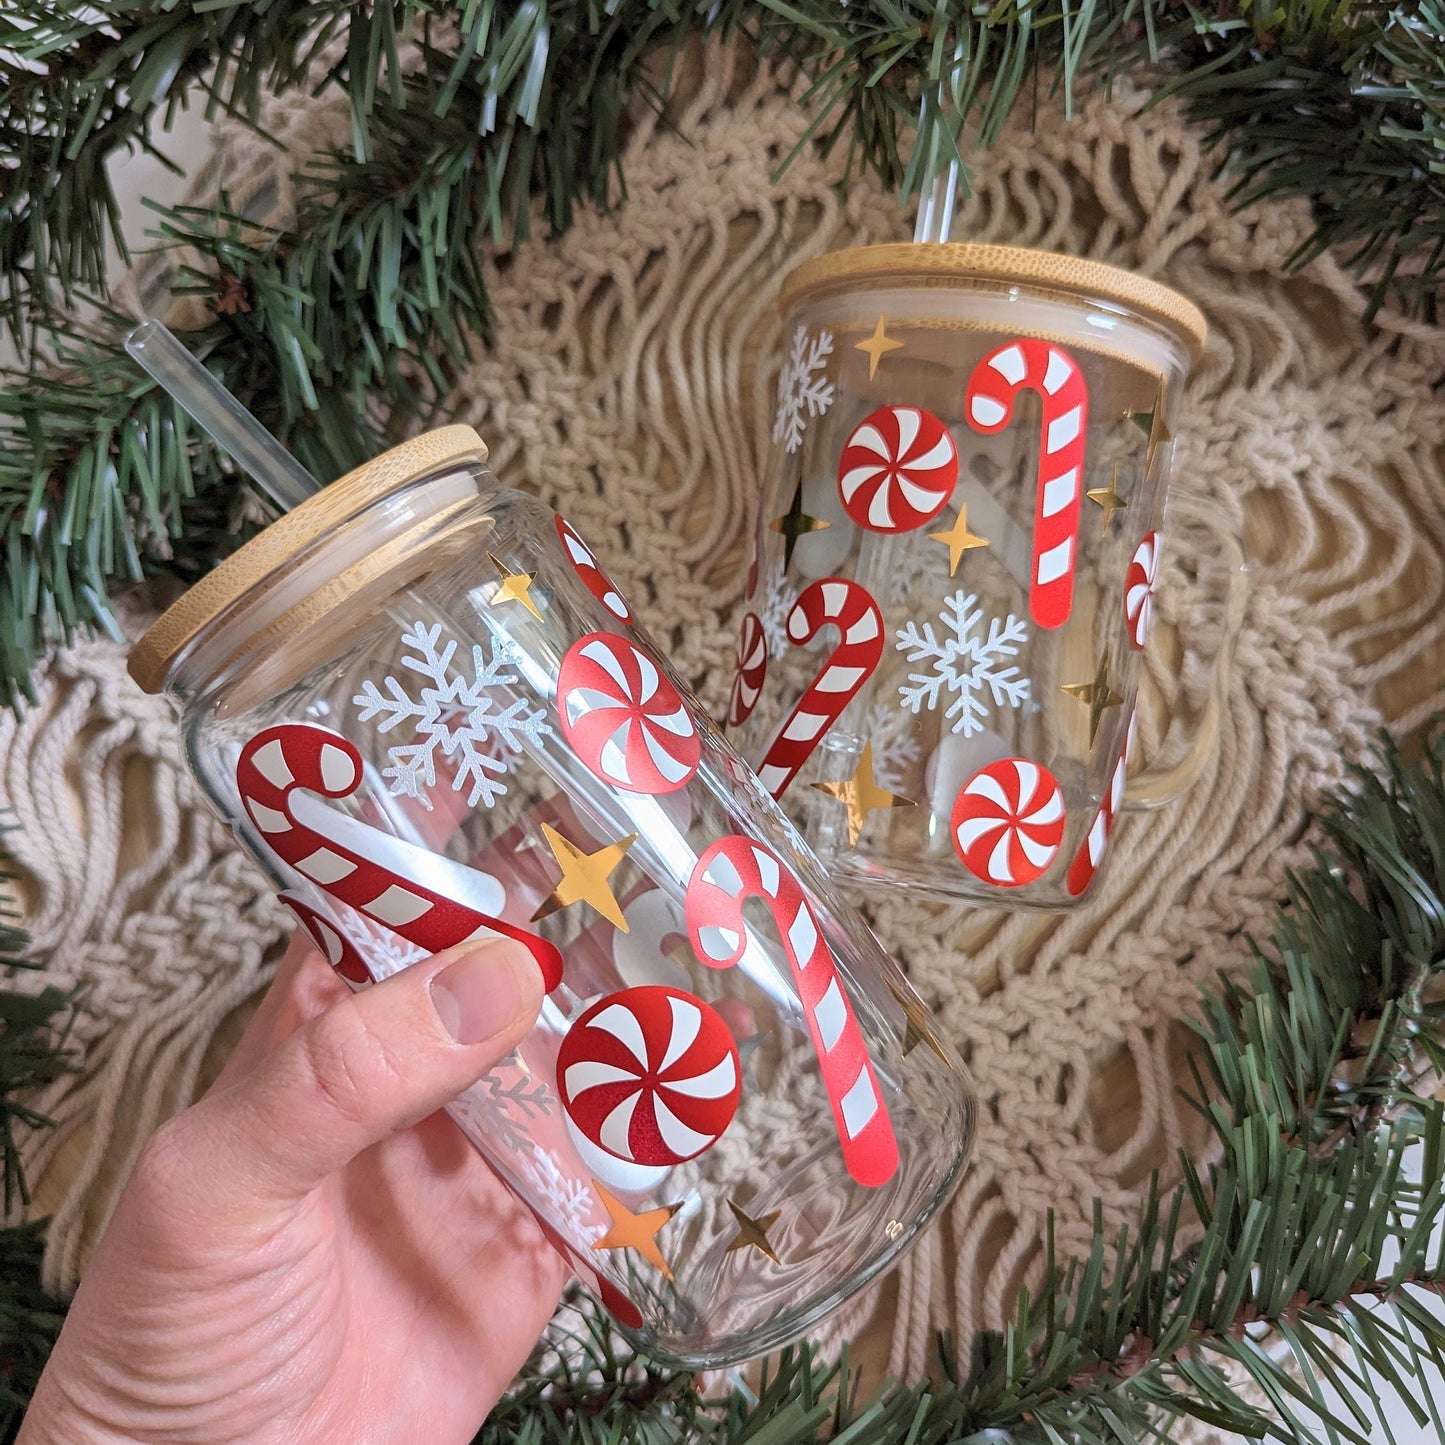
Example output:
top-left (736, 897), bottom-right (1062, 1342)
top-left (469, 731), bottom-right (1445, 1444)
top-left (0, 834), bottom-right (71, 1444)
top-left (1, 721), bottom-right (1443, 1438)
top-left (1, 0), bottom-right (1443, 706)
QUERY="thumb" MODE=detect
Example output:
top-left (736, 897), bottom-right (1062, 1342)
top-left (196, 936), bottom-right (544, 1207)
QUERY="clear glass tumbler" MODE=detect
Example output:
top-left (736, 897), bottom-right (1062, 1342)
top-left (729, 243), bottom-right (1239, 907)
top-left (128, 425), bottom-right (974, 1367)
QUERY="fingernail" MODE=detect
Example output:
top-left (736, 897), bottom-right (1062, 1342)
top-left (430, 947), bottom-right (528, 1045)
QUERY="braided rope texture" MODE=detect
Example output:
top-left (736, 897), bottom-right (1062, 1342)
top-left (5, 43), bottom-right (1444, 1395)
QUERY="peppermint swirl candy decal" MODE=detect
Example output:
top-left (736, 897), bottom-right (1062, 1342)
top-left (837, 404), bottom-right (958, 533)
top-left (557, 985), bottom-right (741, 1167)
top-left (1124, 532), bottom-right (1160, 650)
top-left (557, 633), bottom-right (701, 794)
top-left (951, 757), bottom-right (1066, 888)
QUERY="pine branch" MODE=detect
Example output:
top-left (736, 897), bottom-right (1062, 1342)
top-left (0, 835), bottom-right (71, 1440)
top-left (459, 728), bottom-right (1445, 1444)
top-left (3, 1), bottom-right (1443, 699)
top-left (0, 1219), bottom-right (65, 1445)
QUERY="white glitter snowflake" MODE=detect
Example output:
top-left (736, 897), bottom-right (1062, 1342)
top-left (772, 325), bottom-right (835, 454)
top-left (858, 698), bottom-right (921, 791)
top-left (895, 591), bottom-right (1031, 737)
top-left (758, 580), bottom-right (798, 655)
top-left (521, 1145), bottom-right (597, 1237)
top-left (353, 621), bottom-right (552, 810)
top-left (332, 906), bottom-right (428, 981)
top-left (479, 1072), bottom-right (556, 1153)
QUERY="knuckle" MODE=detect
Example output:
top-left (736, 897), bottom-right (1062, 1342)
top-left (126, 1114), bottom-right (206, 1222)
top-left (293, 1002), bottom-right (404, 1129)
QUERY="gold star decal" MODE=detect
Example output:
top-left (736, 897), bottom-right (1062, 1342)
top-left (811, 742), bottom-right (916, 847)
top-left (591, 1182), bottom-right (680, 1279)
top-left (928, 505), bottom-right (989, 575)
top-left (724, 1198), bottom-right (783, 1264)
top-left (1061, 654), bottom-right (1124, 748)
top-left (854, 313), bottom-right (904, 380)
top-left (531, 824), bottom-right (636, 930)
top-left (768, 478), bottom-right (830, 571)
top-left (488, 554), bottom-right (543, 621)
top-left (1085, 467), bottom-right (1128, 535)
top-left (1144, 403), bottom-right (1173, 475)
top-left (1125, 389), bottom-right (1173, 476)
top-left (887, 977), bottom-right (951, 1064)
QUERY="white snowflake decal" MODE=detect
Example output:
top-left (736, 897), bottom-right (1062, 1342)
top-left (521, 1145), bottom-right (597, 1238)
top-left (772, 325), bottom-right (835, 454)
top-left (758, 580), bottom-right (798, 656)
top-left (858, 697), bottom-right (922, 791)
top-left (332, 906), bottom-right (428, 981)
top-left (352, 620), bottom-right (552, 810)
top-left (895, 591), bottom-right (1031, 737)
top-left (480, 1071), bottom-right (556, 1153)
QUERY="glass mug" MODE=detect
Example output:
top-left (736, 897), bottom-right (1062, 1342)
top-left (128, 426), bottom-right (974, 1367)
top-left (729, 243), bottom-right (1242, 908)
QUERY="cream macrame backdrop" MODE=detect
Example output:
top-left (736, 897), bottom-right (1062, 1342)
top-left (6, 40), bottom-right (1445, 1395)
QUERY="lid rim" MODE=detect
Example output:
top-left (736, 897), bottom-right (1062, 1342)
top-left (778, 242), bottom-right (1208, 359)
top-left (127, 424), bottom-right (489, 696)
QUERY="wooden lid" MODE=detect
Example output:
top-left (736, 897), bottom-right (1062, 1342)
top-left (128, 425), bottom-right (488, 695)
top-left (779, 243), bottom-right (1208, 360)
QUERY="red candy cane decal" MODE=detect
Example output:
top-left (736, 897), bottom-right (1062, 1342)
top-left (686, 837), bottom-right (898, 1187)
top-left (965, 340), bottom-right (1089, 630)
top-left (727, 612), bottom-right (768, 728)
top-left (283, 895), bottom-right (371, 985)
top-left (1066, 712), bottom-right (1135, 896)
top-left (837, 404), bottom-right (958, 532)
top-left (755, 578), bottom-right (883, 799)
top-left (555, 515), bottom-right (634, 624)
top-left (237, 723), bottom-right (564, 991)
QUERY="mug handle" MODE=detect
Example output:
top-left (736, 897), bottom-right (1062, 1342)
top-left (1121, 481), bottom-right (1248, 811)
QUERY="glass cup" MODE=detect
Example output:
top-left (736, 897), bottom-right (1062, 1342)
top-left (728, 243), bottom-right (1241, 908)
top-left (128, 426), bottom-right (974, 1367)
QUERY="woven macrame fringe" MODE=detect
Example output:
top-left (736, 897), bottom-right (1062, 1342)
top-left (4, 41), bottom-right (1443, 1415)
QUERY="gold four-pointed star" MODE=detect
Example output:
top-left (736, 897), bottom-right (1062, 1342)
top-left (854, 313), bottom-right (904, 380)
top-left (768, 478), bottom-right (830, 571)
top-left (928, 505), bottom-right (990, 575)
top-left (488, 553), bottom-right (543, 620)
top-left (1085, 467), bottom-right (1128, 534)
top-left (887, 977), bottom-right (951, 1063)
top-left (531, 824), bottom-right (636, 930)
top-left (811, 742), bottom-right (917, 847)
top-left (591, 1182), bottom-right (680, 1279)
top-left (723, 1198), bottom-right (783, 1264)
top-left (1144, 402), bottom-right (1173, 475)
top-left (1125, 390), bottom-right (1173, 476)
top-left (1061, 654), bottom-right (1124, 748)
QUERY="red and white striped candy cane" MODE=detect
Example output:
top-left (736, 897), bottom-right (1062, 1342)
top-left (964, 339), bottom-right (1090, 630)
top-left (686, 836), bottom-right (899, 1187)
top-left (1065, 712), bottom-right (1134, 896)
top-left (237, 723), bottom-right (564, 991)
top-left (282, 895), bottom-right (372, 985)
top-left (755, 577), bottom-right (883, 799)
top-left (727, 612), bottom-right (768, 728)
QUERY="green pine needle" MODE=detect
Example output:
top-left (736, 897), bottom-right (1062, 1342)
top-left (2, 0), bottom-right (1442, 698)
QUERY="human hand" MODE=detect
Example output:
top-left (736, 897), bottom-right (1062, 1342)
top-left (19, 931), bottom-right (568, 1445)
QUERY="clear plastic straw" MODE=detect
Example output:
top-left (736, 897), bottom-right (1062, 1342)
top-left (912, 42), bottom-right (965, 247)
top-left (125, 319), bottom-right (320, 513)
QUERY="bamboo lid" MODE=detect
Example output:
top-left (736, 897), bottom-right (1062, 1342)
top-left (779, 243), bottom-right (1208, 360)
top-left (128, 425), bottom-right (488, 695)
